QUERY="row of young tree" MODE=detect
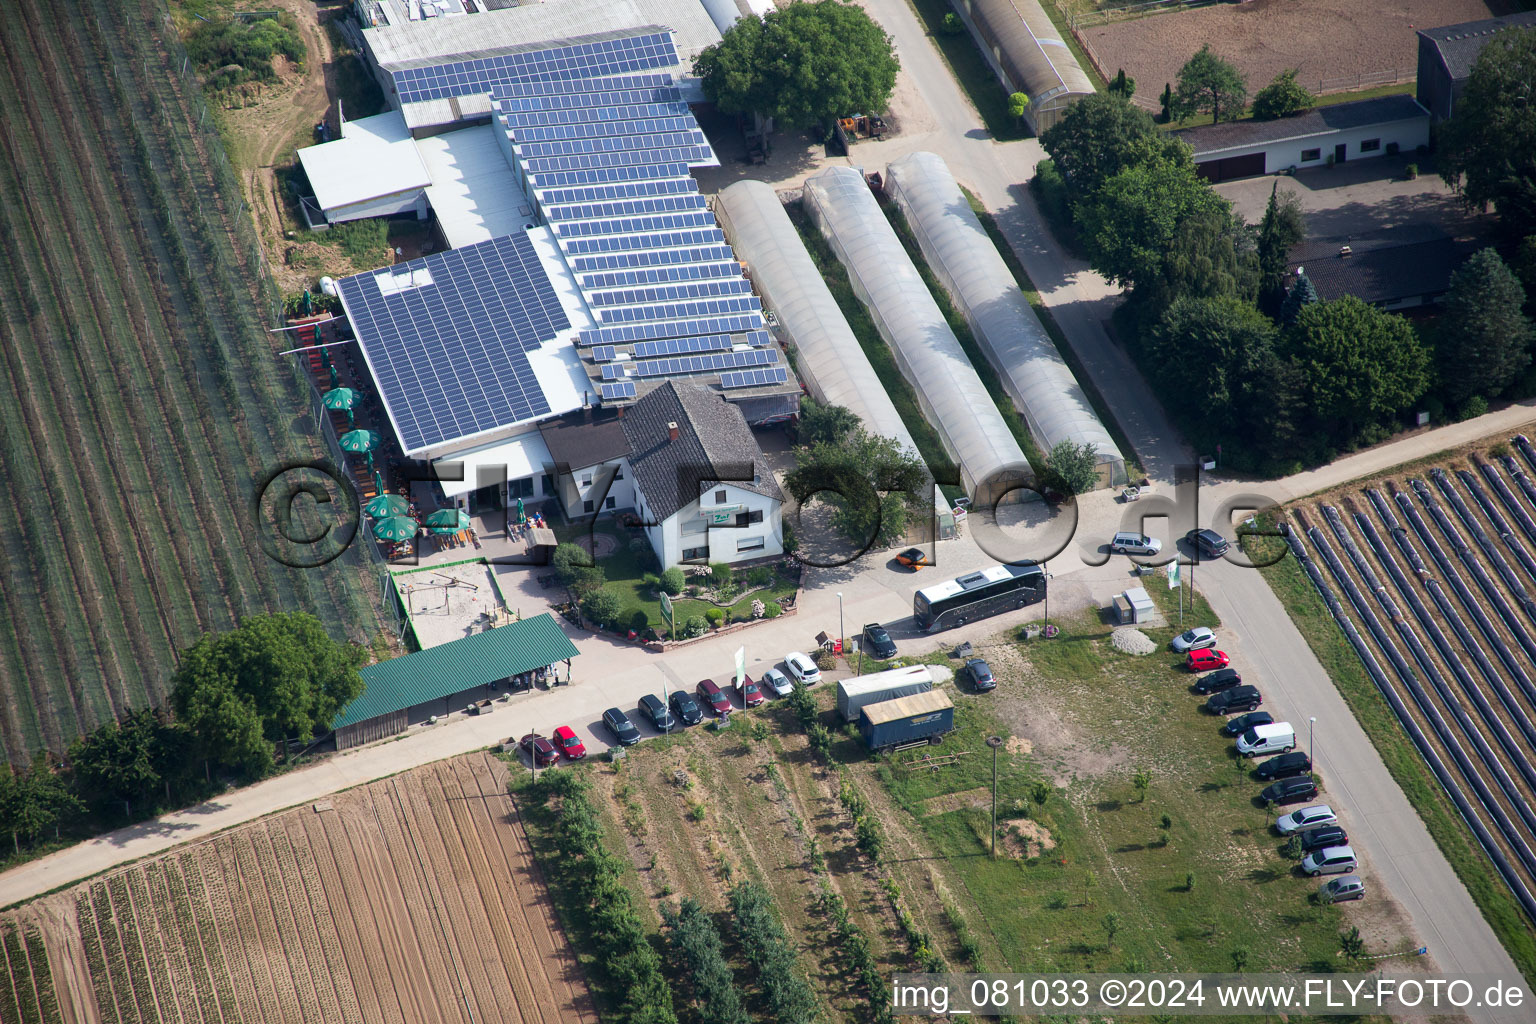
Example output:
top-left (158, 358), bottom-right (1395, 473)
top-left (1, 613), bottom-right (365, 856)
top-left (1035, 79), bottom-right (1535, 472)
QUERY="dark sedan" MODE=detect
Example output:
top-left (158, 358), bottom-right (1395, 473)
top-left (520, 733), bottom-right (558, 767)
top-left (862, 623), bottom-right (897, 659)
top-left (1300, 824), bottom-right (1349, 854)
top-left (1261, 776), bottom-right (1319, 805)
top-left (1192, 667), bottom-right (1243, 695)
top-left (1254, 751), bottom-right (1312, 782)
top-left (669, 690), bottom-right (703, 726)
top-left (602, 707), bottom-right (641, 746)
top-left (1224, 711), bottom-right (1274, 737)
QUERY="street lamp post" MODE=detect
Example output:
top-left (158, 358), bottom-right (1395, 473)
top-left (837, 591), bottom-right (845, 661)
top-left (1310, 716), bottom-right (1317, 765)
top-left (987, 736), bottom-right (1003, 858)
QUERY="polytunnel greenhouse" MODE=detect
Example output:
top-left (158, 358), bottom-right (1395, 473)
top-left (801, 165), bottom-right (1033, 507)
top-left (885, 151), bottom-right (1126, 488)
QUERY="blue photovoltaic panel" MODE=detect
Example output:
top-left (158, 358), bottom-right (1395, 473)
top-left (588, 279), bottom-right (752, 307)
top-left (579, 314), bottom-right (763, 347)
top-left (524, 148), bottom-right (711, 174)
top-left (536, 179), bottom-right (698, 207)
top-left (555, 212), bottom-right (715, 238)
top-left (501, 102), bottom-right (691, 129)
top-left (512, 120), bottom-right (702, 144)
top-left (337, 233), bottom-right (568, 452)
top-left (578, 262), bottom-right (740, 290)
top-left (747, 330), bottom-right (772, 347)
top-left (562, 229), bottom-right (724, 255)
top-left (601, 363), bottom-right (629, 380)
top-left (392, 32), bottom-right (679, 105)
top-left (529, 163), bottom-right (691, 189)
top-left (590, 345), bottom-right (617, 362)
top-left (631, 335), bottom-right (735, 357)
top-left (570, 245), bottom-right (736, 273)
top-left (514, 132), bottom-right (707, 160)
top-left (599, 296), bottom-right (762, 324)
top-left (630, 349), bottom-right (779, 379)
top-left (720, 367), bottom-right (790, 390)
top-left (600, 380), bottom-right (637, 400)
top-left (494, 74), bottom-right (675, 98)
top-left (545, 195), bottom-right (707, 223)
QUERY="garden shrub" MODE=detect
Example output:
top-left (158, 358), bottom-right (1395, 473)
top-left (659, 567), bottom-right (686, 595)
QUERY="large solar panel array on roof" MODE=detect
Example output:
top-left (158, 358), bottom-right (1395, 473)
top-left (570, 246), bottom-right (736, 273)
top-left (530, 163), bottom-right (692, 189)
top-left (515, 119), bottom-right (702, 144)
top-left (588, 279), bottom-right (752, 307)
top-left (516, 132), bottom-right (707, 160)
top-left (539, 179), bottom-right (699, 207)
top-left (545, 195), bottom-right (707, 223)
top-left (633, 334), bottom-right (737, 357)
top-left (337, 233), bottom-right (568, 452)
top-left (720, 367), bottom-right (790, 390)
top-left (599, 296), bottom-right (761, 324)
top-left (563, 229), bottom-right (724, 255)
top-left (495, 73), bottom-right (676, 98)
top-left (600, 380), bottom-right (638, 400)
top-left (391, 32), bottom-right (679, 105)
top-left (631, 349), bottom-right (778, 378)
top-left (503, 103), bottom-right (691, 129)
top-left (555, 212), bottom-right (716, 238)
top-left (580, 315), bottom-right (764, 347)
top-left (579, 263), bottom-right (740, 290)
top-left (524, 148), bottom-right (712, 174)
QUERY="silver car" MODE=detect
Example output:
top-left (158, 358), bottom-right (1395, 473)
top-left (1277, 804), bottom-right (1337, 835)
top-left (761, 667), bottom-right (794, 697)
top-left (1171, 626), bottom-right (1216, 653)
top-left (1302, 845), bottom-right (1357, 877)
top-left (1318, 875), bottom-right (1365, 903)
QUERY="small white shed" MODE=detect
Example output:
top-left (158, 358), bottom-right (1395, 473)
top-left (1117, 587), bottom-right (1155, 625)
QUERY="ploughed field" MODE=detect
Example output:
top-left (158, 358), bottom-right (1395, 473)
top-left (0, 753), bottom-right (592, 1024)
top-left (0, 0), bottom-right (378, 764)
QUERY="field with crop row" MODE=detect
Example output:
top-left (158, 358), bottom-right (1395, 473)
top-left (0, 0), bottom-right (380, 762)
top-left (0, 753), bottom-right (590, 1024)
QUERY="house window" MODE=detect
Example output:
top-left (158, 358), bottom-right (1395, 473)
top-left (1360, 138), bottom-right (1381, 152)
top-left (614, 466), bottom-right (623, 480)
top-left (583, 499), bottom-right (594, 513)
top-left (735, 509), bottom-right (764, 526)
top-left (715, 489), bottom-right (727, 503)
top-left (683, 546), bottom-right (709, 561)
top-left (581, 474), bottom-right (593, 487)
top-left (736, 536), bottom-right (765, 553)
top-left (605, 497), bottom-right (616, 510)
top-left (509, 478), bottom-right (534, 499)
top-left (1301, 148), bottom-right (1321, 162)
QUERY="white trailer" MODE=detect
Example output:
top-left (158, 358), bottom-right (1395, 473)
top-left (836, 665), bottom-right (936, 723)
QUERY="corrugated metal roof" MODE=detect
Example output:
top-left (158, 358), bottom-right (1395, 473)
top-left (861, 688), bottom-right (953, 725)
top-left (332, 612), bottom-right (579, 729)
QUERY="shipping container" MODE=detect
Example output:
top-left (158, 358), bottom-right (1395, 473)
top-left (859, 689), bottom-right (955, 751)
top-left (836, 664), bottom-right (936, 722)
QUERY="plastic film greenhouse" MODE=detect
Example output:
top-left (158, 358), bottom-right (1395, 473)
top-left (885, 151), bottom-right (1126, 488)
top-left (802, 165), bottom-right (1033, 507)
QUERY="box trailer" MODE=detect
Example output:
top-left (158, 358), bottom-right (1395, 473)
top-left (837, 664), bottom-right (936, 722)
top-left (860, 689), bottom-right (955, 752)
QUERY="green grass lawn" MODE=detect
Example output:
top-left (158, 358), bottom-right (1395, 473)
top-left (1246, 525), bottom-right (1536, 986)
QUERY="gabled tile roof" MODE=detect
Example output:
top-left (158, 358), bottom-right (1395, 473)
top-left (539, 409), bottom-right (631, 471)
top-left (1420, 11), bottom-right (1536, 82)
top-left (621, 380), bottom-right (782, 521)
top-left (1285, 230), bottom-right (1480, 306)
top-left (1174, 95), bottom-right (1428, 158)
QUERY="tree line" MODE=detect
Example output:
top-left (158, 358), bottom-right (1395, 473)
top-left (1, 613), bottom-right (364, 858)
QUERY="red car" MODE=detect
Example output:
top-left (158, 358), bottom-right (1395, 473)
top-left (739, 675), bottom-right (765, 707)
top-left (552, 725), bottom-right (586, 760)
top-left (1187, 649), bottom-right (1230, 673)
top-left (696, 678), bottom-right (731, 716)
top-left (520, 733), bottom-right (558, 767)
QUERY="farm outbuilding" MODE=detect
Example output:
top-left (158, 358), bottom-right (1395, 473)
top-left (948, 0), bottom-right (1095, 134)
top-left (1174, 95), bottom-right (1430, 183)
top-left (330, 612), bottom-right (579, 749)
top-left (1417, 11), bottom-right (1536, 122)
top-left (884, 152), bottom-right (1125, 489)
top-left (713, 179), bottom-right (956, 536)
top-left (801, 165), bottom-right (1032, 507)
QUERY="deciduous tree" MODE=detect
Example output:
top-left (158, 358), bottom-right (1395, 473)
top-left (785, 429), bottom-right (927, 548)
top-left (1039, 92), bottom-right (1166, 198)
top-left (1250, 69), bottom-right (1313, 120)
top-left (693, 0), bottom-right (899, 133)
top-left (1146, 296), bottom-right (1280, 452)
top-left (796, 397), bottom-right (860, 446)
top-left (1045, 440), bottom-right (1100, 495)
top-left (1172, 44), bottom-right (1247, 124)
top-left (1438, 27), bottom-right (1536, 237)
top-left (1436, 247), bottom-right (1534, 403)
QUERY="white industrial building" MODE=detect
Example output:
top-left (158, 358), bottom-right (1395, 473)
top-left (713, 178), bottom-right (956, 536)
top-left (802, 165), bottom-right (1033, 507)
top-left (884, 152), bottom-right (1125, 488)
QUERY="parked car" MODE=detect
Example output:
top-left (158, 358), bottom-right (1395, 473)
top-left (1238, 721), bottom-right (1296, 757)
top-left (552, 725), bottom-right (587, 760)
top-left (1302, 845), bottom-right (1357, 877)
top-left (1253, 751), bottom-right (1312, 781)
top-left (1186, 649), bottom-right (1230, 673)
top-left (959, 658), bottom-right (996, 692)
top-left (862, 622), bottom-right (897, 659)
top-left (696, 679), bottom-right (732, 716)
top-left (1318, 875), bottom-right (1366, 903)
top-left (1185, 528), bottom-right (1231, 559)
top-left (602, 707), bottom-right (641, 746)
top-left (784, 651), bottom-right (821, 685)
top-left (1206, 685), bottom-right (1262, 714)
top-left (1261, 776), bottom-right (1318, 805)
top-left (1300, 824), bottom-right (1349, 854)
top-left (761, 667), bottom-right (794, 697)
top-left (1111, 531), bottom-right (1162, 556)
top-left (520, 733), bottom-right (558, 767)
top-left (638, 693), bottom-right (676, 732)
top-left (1193, 667), bottom-right (1242, 695)
top-left (739, 675), bottom-right (766, 707)
top-left (1224, 710), bottom-right (1275, 737)
top-left (1276, 804), bottom-right (1337, 835)
top-left (896, 547), bottom-right (932, 569)
top-left (669, 690), bottom-right (703, 726)
top-left (1171, 626), bottom-right (1216, 653)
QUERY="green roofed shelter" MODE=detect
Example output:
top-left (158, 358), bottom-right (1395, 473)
top-left (331, 612), bottom-right (579, 749)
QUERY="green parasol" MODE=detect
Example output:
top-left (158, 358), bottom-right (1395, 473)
top-left (329, 364), bottom-right (340, 389)
top-left (516, 497), bottom-right (526, 523)
top-left (323, 387), bottom-right (359, 411)
top-left (424, 509), bottom-right (471, 532)
top-left (372, 516), bottom-right (418, 542)
top-left (365, 493), bottom-right (411, 518)
top-left (339, 428), bottom-right (380, 453)
top-left (374, 470), bottom-right (386, 495)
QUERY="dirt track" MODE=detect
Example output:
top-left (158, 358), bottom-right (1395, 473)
top-left (1, 754), bottom-right (594, 1024)
top-left (1081, 0), bottom-right (1508, 106)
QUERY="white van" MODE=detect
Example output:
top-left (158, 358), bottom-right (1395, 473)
top-left (1237, 721), bottom-right (1296, 757)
